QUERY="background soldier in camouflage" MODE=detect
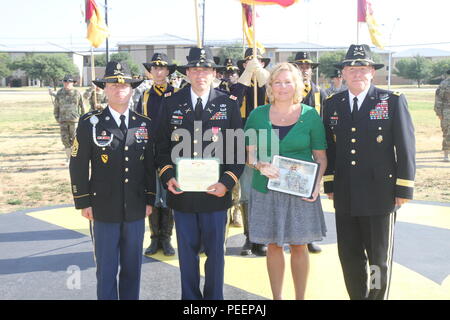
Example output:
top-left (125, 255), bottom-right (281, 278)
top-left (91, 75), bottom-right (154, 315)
top-left (51, 75), bottom-right (85, 163)
top-left (435, 70), bottom-right (450, 162)
top-left (83, 84), bottom-right (108, 111)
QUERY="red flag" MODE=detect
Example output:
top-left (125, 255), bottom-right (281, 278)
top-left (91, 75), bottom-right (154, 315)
top-left (85, 0), bottom-right (108, 48)
top-left (242, 4), bottom-right (265, 53)
top-left (357, 0), bottom-right (367, 22)
top-left (240, 0), bottom-right (298, 7)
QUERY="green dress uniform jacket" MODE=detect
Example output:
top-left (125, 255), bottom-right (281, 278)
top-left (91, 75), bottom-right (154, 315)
top-left (322, 85), bottom-right (416, 216)
top-left (69, 107), bottom-right (156, 223)
top-left (156, 86), bottom-right (245, 213)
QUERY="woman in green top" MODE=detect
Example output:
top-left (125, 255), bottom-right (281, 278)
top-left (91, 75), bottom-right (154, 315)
top-left (245, 62), bottom-right (328, 300)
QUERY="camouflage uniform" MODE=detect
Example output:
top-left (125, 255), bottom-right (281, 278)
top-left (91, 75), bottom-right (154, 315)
top-left (130, 80), bottom-right (153, 111)
top-left (53, 88), bottom-right (85, 160)
top-left (84, 87), bottom-right (108, 111)
top-left (434, 77), bottom-right (450, 161)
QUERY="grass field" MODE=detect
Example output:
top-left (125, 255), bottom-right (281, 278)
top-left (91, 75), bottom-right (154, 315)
top-left (0, 87), bottom-right (449, 214)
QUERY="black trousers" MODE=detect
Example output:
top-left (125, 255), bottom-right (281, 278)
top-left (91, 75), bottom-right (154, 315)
top-left (335, 211), bottom-right (396, 300)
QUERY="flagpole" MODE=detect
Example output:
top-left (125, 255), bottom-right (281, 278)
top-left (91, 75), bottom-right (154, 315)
top-left (194, 0), bottom-right (202, 48)
top-left (91, 47), bottom-right (97, 108)
top-left (105, 0), bottom-right (109, 63)
top-left (252, 4), bottom-right (258, 109)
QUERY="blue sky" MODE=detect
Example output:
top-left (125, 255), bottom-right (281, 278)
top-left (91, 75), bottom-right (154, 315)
top-left (1, 0), bottom-right (449, 52)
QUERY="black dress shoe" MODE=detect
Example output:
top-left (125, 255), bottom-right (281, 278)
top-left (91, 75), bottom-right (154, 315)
top-left (144, 239), bottom-right (160, 256)
top-left (253, 244), bottom-right (267, 257)
top-left (161, 239), bottom-right (175, 256)
top-left (307, 243), bottom-right (322, 254)
top-left (240, 238), bottom-right (253, 256)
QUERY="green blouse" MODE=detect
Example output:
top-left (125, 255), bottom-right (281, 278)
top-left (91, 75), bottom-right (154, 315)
top-left (244, 103), bottom-right (327, 193)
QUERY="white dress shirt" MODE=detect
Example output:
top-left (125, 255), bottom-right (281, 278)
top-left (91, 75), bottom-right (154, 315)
top-left (348, 87), bottom-right (370, 112)
top-left (190, 87), bottom-right (211, 110)
top-left (108, 106), bottom-right (130, 128)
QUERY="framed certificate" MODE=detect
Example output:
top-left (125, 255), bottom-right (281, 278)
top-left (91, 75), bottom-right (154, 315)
top-left (267, 155), bottom-right (319, 198)
top-left (176, 158), bottom-right (220, 192)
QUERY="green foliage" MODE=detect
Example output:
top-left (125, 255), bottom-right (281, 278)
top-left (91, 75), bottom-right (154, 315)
top-left (0, 53), bottom-right (12, 78)
top-left (394, 55), bottom-right (432, 87)
top-left (318, 51), bottom-right (346, 78)
top-left (430, 58), bottom-right (450, 80)
top-left (10, 53), bottom-right (78, 88)
top-left (95, 52), bottom-right (140, 76)
top-left (216, 43), bottom-right (245, 65)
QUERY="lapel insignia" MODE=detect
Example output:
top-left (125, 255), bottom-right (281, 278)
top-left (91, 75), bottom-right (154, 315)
top-left (185, 108), bottom-right (192, 114)
top-left (101, 154), bottom-right (108, 163)
top-left (206, 107), bottom-right (213, 114)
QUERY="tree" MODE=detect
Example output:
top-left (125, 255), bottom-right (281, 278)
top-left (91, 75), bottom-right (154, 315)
top-left (10, 53), bottom-right (78, 89)
top-left (95, 52), bottom-right (140, 76)
top-left (0, 53), bottom-right (12, 79)
top-left (216, 43), bottom-right (245, 65)
top-left (318, 51), bottom-right (346, 78)
top-left (394, 55), bottom-right (432, 87)
top-left (430, 58), bottom-right (450, 81)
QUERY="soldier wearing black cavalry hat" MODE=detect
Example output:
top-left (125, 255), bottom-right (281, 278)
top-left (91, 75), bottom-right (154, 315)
top-left (156, 46), bottom-right (244, 300)
top-left (135, 53), bottom-right (178, 257)
top-left (323, 44), bottom-right (416, 300)
top-left (69, 61), bottom-right (156, 300)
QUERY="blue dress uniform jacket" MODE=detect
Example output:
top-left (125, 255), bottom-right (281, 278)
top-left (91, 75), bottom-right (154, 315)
top-left (135, 83), bottom-right (177, 132)
top-left (230, 82), bottom-right (266, 124)
top-left (69, 107), bottom-right (156, 223)
top-left (323, 86), bottom-right (416, 216)
top-left (156, 86), bottom-right (245, 213)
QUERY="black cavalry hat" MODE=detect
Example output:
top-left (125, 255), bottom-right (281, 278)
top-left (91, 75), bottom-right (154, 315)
top-left (143, 53), bottom-right (177, 75)
top-left (176, 47), bottom-right (224, 75)
top-left (93, 61), bottom-right (143, 89)
top-left (223, 58), bottom-right (239, 73)
top-left (62, 74), bottom-right (77, 83)
top-left (237, 48), bottom-right (271, 72)
top-left (290, 52), bottom-right (319, 69)
top-left (334, 44), bottom-right (384, 70)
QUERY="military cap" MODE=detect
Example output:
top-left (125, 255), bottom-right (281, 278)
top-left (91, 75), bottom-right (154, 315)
top-left (335, 44), bottom-right (384, 70)
top-left (177, 47), bottom-right (224, 75)
top-left (62, 75), bottom-right (77, 83)
top-left (331, 69), bottom-right (342, 78)
top-left (143, 53), bottom-right (177, 75)
top-left (237, 48), bottom-right (270, 72)
top-left (290, 52), bottom-right (319, 69)
top-left (93, 61), bottom-right (143, 89)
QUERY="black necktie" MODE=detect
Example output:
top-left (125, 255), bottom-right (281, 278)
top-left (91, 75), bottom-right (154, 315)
top-left (119, 114), bottom-right (127, 137)
top-left (352, 97), bottom-right (358, 121)
top-left (195, 97), bottom-right (203, 121)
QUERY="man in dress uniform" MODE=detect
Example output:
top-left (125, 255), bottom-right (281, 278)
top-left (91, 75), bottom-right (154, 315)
top-left (291, 52), bottom-right (327, 117)
top-left (51, 75), bottom-right (85, 163)
top-left (290, 52), bottom-right (326, 254)
top-left (135, 53), bottom-right (178, 257)
top-left (323, 44), bottom-right (416, 300)
top-left (218, 58), bottom-right (240, 94)
top-left (434, 70), bottom-right (450, 162)
top-left (69, 61), bottom-right (156, 300)
top-left (156, 46), bottom-right (244, 300)
top-left (231, 48), bottom-right (270, 257)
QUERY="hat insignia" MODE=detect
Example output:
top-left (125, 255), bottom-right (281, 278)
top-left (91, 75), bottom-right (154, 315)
top-left (353, 46), bottom-right (365, 56)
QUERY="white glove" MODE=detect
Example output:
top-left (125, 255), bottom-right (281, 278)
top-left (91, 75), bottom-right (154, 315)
top-left (238, 59), bottom-right (259, 86)
top-left (255, 67), bottom-right (270, 87)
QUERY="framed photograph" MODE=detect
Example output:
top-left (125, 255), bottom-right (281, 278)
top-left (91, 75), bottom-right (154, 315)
top-left (176, 158), bottom-right (220, 192)
top-left (267, 155), bottom-right (319, 198)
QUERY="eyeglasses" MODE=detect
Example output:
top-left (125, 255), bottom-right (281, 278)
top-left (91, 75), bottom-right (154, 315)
top-left (272, 81), bottom-right (294, 87)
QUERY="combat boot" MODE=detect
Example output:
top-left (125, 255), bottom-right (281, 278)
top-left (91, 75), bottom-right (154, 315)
top-left (160, 207), bottom-right (175, 256)
top-left (144, 207), bottom-right (161, 256)
top-left (253, 243), bottom-right (267, 257)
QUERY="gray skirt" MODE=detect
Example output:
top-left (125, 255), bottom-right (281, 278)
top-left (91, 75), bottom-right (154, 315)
top-left (248, 188), bottom-right (327, 246)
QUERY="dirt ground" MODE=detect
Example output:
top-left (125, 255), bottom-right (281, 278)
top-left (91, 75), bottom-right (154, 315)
top-left (0, 88), bottom-right (449, 214)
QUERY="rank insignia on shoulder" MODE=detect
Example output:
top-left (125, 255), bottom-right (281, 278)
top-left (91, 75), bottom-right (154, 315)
top-left (229, 95), bottom-right (237, 100)
top-left (164, 92), bottom-right (172, 98)
top-left (326, 94), bottom-right (334, 100)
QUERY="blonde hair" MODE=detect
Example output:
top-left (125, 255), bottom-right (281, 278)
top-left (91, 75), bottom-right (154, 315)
top-left (266, 62), bottom-right (305, 104)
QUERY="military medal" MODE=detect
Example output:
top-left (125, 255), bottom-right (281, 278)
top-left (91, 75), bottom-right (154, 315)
top-left (173, 133), bottom-right (180, 141)
top-left (212, 127), bottom-right (219, 142)
top-left (376, 135), bottom-right (383, 143)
